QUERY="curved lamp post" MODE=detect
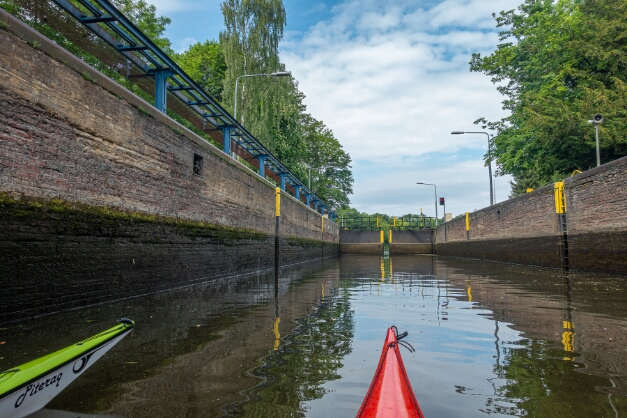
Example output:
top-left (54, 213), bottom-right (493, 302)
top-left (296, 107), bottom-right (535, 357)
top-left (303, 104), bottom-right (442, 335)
top-left (416, 182), bottom-right (437, 226)
top-left (233, 71), bottom-right (291, 122)
top-left (451, 131), bottom-right (494, 206)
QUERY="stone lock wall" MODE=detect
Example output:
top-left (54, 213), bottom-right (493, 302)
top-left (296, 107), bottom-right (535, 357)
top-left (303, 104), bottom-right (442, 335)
top-left (0, 12), bottom-right (338, 322)
top-left (389, 230), bottom-right (433, 255)
top-left (339, 230), bottom-right (383, 254)
top-left (564, 156), bottom-right (627, 274)
top-left (436, 155), bottom-right (627, 275)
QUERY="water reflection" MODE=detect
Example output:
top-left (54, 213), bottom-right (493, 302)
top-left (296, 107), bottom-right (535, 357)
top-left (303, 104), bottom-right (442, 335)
top-left (1, 256), bottom-right (626, 417)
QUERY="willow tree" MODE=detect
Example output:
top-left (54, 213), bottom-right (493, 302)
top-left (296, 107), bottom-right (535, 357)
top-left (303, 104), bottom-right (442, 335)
top-left (218, 0), bottom-right (354, 210)
top-left (219, 0), bottom-right (293, 145)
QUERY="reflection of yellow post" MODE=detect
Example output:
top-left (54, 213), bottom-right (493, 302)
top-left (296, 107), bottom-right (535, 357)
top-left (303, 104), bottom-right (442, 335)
top-left (273, 317), bottom-right (281, 351)
top-left (562, 321), bottom-right (575, 356)
top-left (390, 257), bottom-right (393, 278)
top-left (380, 257), bottom-right (385, 279)
top-left (467, 284), bottom-right (472, 302)
top-left (322, 282), bottom-right (325, 298)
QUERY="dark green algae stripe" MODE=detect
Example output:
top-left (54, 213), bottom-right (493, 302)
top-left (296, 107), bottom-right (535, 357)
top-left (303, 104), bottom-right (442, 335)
top-left (0, 320), bottom-right (134, 399)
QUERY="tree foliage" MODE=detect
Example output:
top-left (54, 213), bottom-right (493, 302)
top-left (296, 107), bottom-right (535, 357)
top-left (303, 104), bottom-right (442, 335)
top-left (471, 0), bottom-right (627, 196)
top-left (176, 40), bottom-right (227, 101)
top-left (214, 0), bottom-right (353, 209)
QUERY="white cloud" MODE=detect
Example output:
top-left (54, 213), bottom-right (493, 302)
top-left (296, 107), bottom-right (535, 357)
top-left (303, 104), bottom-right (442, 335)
top-left (173, 36), bottom-right (198, 53)
top-left (149, 0), bottom-right (204, 13)
top-left (281, 0), bottom-right (520, 215)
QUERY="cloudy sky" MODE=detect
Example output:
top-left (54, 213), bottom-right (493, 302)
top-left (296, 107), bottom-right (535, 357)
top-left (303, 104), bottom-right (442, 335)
top-left (150, 0), bottom-right (521, 218)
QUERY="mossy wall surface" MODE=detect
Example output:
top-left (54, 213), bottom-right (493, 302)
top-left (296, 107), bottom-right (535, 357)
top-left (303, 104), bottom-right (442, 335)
top-left (0, 195), bottom-right (336, 323)
top-left (0, 16), bottom-right (339, 323)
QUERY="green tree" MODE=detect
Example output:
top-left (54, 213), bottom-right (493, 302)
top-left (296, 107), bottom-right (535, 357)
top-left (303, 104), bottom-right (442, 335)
top-left (471, 0), bottom-right (627, 195)
top-left (176, 40), bottom-right (227, 101)
top-left (218, 0), bottom-right (354, 210)
top-left (301, 116), bottom-right (354, 209)
top-left (219, 0), bottom-right (287, 129)
top-left (112, 0), bottom-right (172, 53)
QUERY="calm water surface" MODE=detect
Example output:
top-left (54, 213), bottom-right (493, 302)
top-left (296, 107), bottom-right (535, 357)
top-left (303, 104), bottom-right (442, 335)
top-left (2, 255), bottom-right (627, 417)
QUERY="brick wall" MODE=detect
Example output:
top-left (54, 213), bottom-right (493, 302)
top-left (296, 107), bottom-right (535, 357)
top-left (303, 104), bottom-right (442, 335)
top-left (436, 185), bottom-right (562, 268)
top-left (436, 156), bottom-right (627, 275)
top-left (565, 156), bottom-right (627, 274)
top-left (0, 13), bottom-right (338, 322)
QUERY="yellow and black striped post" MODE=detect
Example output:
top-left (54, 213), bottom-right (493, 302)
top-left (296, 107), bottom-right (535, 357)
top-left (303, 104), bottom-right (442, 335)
top-left (275, 187), bottom-right (281, 272)
top-left (465, 212), bottom-right (470, 240)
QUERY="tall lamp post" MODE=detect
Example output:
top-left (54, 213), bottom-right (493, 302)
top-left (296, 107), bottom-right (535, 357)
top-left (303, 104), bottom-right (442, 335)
top-left (587, 114), bottom-right (604, 167)
top-left (233, 71), bottom-right (291, 121)
top-left (451, 131), bottom-right (494, 206)
top-left (416, 182), bottom-right (437, 226)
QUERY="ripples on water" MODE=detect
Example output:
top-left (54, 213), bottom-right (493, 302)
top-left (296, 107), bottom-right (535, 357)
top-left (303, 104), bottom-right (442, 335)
top-left (1, 255), bottom-right (626, 417)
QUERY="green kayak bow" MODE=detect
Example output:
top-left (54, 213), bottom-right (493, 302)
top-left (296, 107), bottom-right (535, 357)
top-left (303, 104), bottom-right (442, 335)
top-left (0, 318), bottom-right (134, 418)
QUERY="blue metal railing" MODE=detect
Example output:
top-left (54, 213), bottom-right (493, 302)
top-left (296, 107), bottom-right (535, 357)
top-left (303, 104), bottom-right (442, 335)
top-left (49, 0), bottom-right (333, 217)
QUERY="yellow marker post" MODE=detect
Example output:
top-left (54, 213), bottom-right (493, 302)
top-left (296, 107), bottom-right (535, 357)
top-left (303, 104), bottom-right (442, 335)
top-left (389, 230), bottom-right (393, 243)
top-left (275, 187), bottom-right (281, 217)
top-left (465, 212), bottom-right (470, 231)
top-left (322, 216), bottom-right (324, 231)
top-left (380, 230), bottom-right (384, 243)
top-left (526, 188), bottom-right (534, 193)
top-left (393, 217), bottom-right (396, 227)
top-left (554, 182), bottom-right (566, 214)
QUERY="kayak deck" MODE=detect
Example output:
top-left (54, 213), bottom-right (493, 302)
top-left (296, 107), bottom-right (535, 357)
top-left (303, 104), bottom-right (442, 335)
top-left (0, 319), bottom-right (134, 418)
top-left (357, 327), bottom-right (424, 418)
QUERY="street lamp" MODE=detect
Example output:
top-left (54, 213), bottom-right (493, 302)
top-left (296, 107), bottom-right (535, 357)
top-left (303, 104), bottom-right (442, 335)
top-left (587, 114), bottom-right (603, 167)
top-left (233, 71), bottom-right (291, 121)
top-left (416, 182), bottom-right (438, 226)
top-left (451, 131), bottom-right (494, 206)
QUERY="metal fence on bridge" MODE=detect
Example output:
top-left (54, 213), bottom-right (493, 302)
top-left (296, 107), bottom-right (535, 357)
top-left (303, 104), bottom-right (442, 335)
top-left (389, 216), bottom-right (436, 230)
top-left (340, 216), bottom-right (436, 231)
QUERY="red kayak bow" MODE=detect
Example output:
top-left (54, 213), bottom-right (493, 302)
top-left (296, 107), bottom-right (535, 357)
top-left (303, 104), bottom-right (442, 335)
top-left (357, 326), bottom-right (424, 418)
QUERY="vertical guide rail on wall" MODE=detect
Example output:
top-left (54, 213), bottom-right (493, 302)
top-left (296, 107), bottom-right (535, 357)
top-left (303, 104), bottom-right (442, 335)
top-left (321, 215), bottom-right (325, 259)
top-left (465, 212), bottom-right (470, 257)
top-left (555, 182), bottom-right (569, 271)
top-left (275, 188), bottom-right (281, 275)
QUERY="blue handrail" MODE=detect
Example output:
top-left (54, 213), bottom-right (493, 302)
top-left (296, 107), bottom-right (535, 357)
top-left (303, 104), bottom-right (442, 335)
top-left (49, 0), bottom-right (332, 216)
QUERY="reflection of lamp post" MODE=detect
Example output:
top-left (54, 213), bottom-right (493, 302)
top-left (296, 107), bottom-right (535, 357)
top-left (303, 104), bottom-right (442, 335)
top-left (233, 71), bottom-right (291, 122)
top-left (451, 131), bottom-right (493, 206)
top-left (416, 182), bottom-right (437, 225)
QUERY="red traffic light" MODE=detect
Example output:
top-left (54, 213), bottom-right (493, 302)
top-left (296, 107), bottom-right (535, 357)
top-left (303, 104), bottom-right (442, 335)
top-left (439, 197), bottom-right (445, 205)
